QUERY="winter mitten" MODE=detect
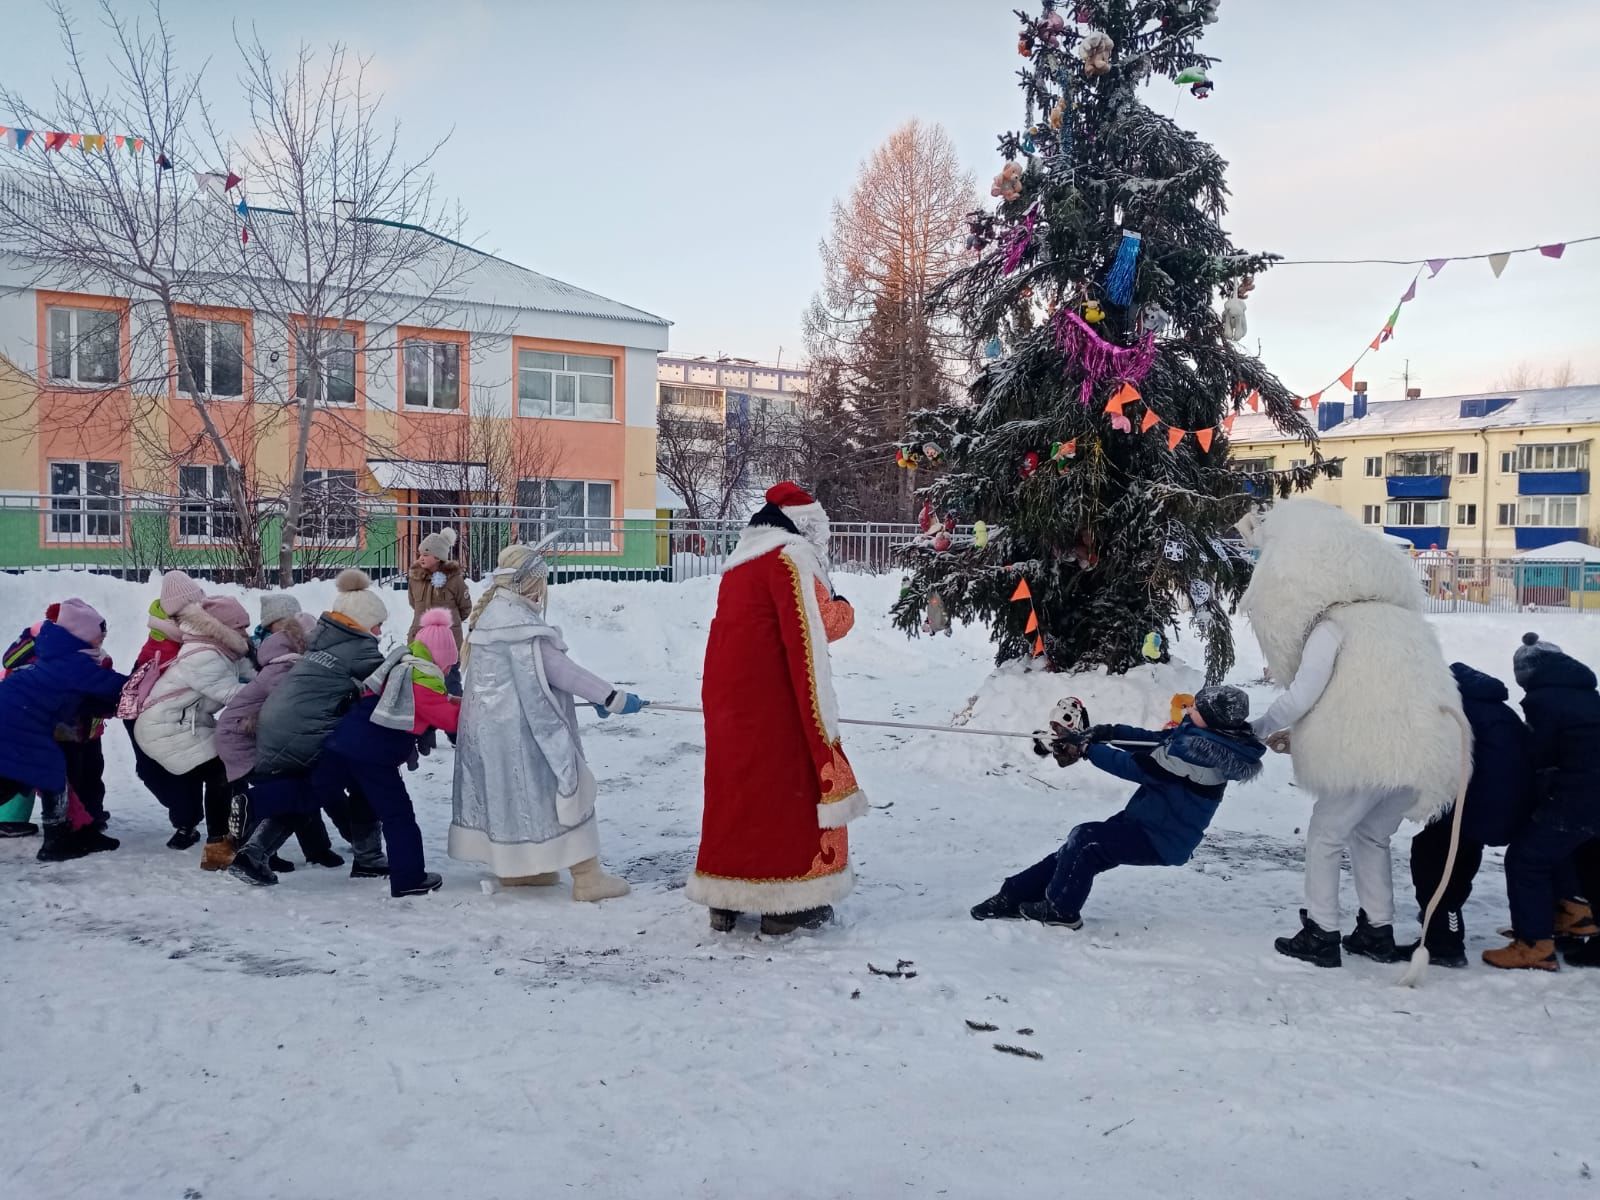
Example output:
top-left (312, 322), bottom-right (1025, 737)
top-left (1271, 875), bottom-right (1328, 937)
top-left (570, 857), bottom-right (630, 902)
top-left (592, 691), bottom-right (647, 718)
top-left (1266, 730), bottom-right (1291, 754)
top-left (1049, 725), bottom-right (1088, 768)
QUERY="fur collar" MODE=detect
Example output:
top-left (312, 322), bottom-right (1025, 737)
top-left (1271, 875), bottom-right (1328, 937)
top-left (410, 561), bottom-right (460, 582)
top-left (176, 607), bottom-right (249, 658)
top-left (723, 524), bottom-right (831, 584)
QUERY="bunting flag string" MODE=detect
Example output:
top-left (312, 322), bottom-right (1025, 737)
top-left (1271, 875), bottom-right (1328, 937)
top-left (1275, 234), bottom-right (1598, 269)
top-left (0, 124), bottom-right (148, 155)
top-left (1010, 579), bottom-right (1045, 659)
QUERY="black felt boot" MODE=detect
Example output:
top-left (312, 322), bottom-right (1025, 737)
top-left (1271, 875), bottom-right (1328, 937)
top-left (1275, 909), bottom-right (1342, 968)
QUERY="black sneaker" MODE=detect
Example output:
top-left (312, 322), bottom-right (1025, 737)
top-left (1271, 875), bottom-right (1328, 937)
top-left (1342, 909), bottom-right (1403, 963)
top-left (305, 850), bottom-right (345, 869)
top-left (1018, 900), bottom-right (1083, 929)
top-left (760, 906), bottom-right (833, 935)
top-left (392, 872), bottom-right (443, 898)
top-left (36, 827), bottom-right (91, 862)
top-left (1275, 909), bottom-right (1341, 968)
top-left (351, 861), bottom-right (390, 879)
top-left (709, 908), bottom-right (739, 932)
top-left (1563, 937), bottom-right (1600, 968)
top-left (0, 821), bottom-right (39, 838)
top-left (74, 827), bottom-right (120, 854)
top-left (166, 826), bottom-right (201, 850)
top-left (971, 892), bottom-right (1024, 921)
top-left (1397, 909), bottom-right (1467, 969)
top-left (227, 852), bottom-right (278, 887)
top-left (269, 855), bottom-right (296, 874)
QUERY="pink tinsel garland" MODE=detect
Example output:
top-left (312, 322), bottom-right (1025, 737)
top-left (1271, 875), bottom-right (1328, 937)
top-left (1000, 210), bottom-right (1036, 276)
top-left (1051, 309), bottom-right (1157, 406)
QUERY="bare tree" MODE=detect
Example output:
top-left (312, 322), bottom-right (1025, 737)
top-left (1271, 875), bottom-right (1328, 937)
top-left (204, 34), bottom-right (479, 586)
top-left (805, 120), bottom-right (976, 517)
top-left (1493, 359), bottom-right (1581, 391)
top-left (0, 0), bottom-right (273, 577)
top-left (656, 395), bottom-right (787, 523)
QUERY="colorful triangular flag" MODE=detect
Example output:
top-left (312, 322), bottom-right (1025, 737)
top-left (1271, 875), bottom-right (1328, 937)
top-left (1025, 609), bottom-right (1039, 634)
top-left (66, 133), bottom-right (81, 149)
top-left (85, 133), bottom-right (106, 153)
top-left (113, 135), bottom-right (125, 151)
top-left (1540, 243), bottom-right (1566, 259)
top-left (1488, 251), bottom-right (1511, 278)
top-left (0, 126), bottom-right (7, 140)
top-left (1196, 428), bottom-right (1214, 452)
top-left (1308, 391), bottom-right (1322, 410)
top-left (241, 226), bottom-right (250, 246)
top-left (1166, 426), bottom-right (1185, 451)
top-left (195, 171), bottom-right (228, 199)
top-left (1010, 579), bottom-right (1032, 603)
top-left (135, 138), bottom-right (148, 155)
top-left (43, 132), bottom-right (70, 152)
top-left (236, 198), bottom-right (249, 218)
top-left (13, 129), bottom-right (31, 149)
top-left (1246, 390), bottom-right (1260, 413)
top-left (224, 171), bottom-right (242, 191)
top-left (1032, 635), bottom-right (1045, 658)
top-left (1369, 333), bottom-right (1383, 352)
top-left (1106, 381), bottom-right (1140, 413)
top-left (1338, 366), bottom-right (1355, 391)
top-left (1399, 276), bottom-right (1417, 304)
top-left (1222, 413), bottom-right (1236, 434)
top-left (1426, 258), bottom-right (1448, 278)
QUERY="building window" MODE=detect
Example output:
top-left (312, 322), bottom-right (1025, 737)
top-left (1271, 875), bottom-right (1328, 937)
top-left (1517, 442), bottom-right (1589, 472)
top-left (1500, 451), bottom-right (1517, 474)
top-left (178, 465), bottom-right (237, 542)
top-left (403, 341), bottom-right (461, 410)
top-left (295, 330), bottom-right (357, 406)
top-left (1497, 503), bottom-right (1518, 527)
top-left (1290, 458), bottom-right (1307, 470)
top-left (299, 469), bottom-right (358, 543)
top-left (47, 460), bottom-right (121, 541)
top-left (1457, 452), bottom-right (1479, 476)
top-left (1456, 503), bottom-right (1478, 527)
top-left (517, 350), bottom-right (614, 420)
top-left (660, 384), bottom-right (722, 411)
top-left (1364, 456), bottom-right (1383, 477)
top-left (177, 318), bottom-right (244, 397)
top-left (1518, 495), bottom-right (1584, 528)
top-left (1386, 500), bottom-right (1446, 527)
top-left (47, 306), bottom-right (120, 385)
top-left (1362, 505), bottom-right (1382, 525)
top-left (1386, 450), bottom-right (1450, 477)
top-left (516, 478), bottom-right (614, 548)
top-left (1233, 457), bottom-right (1273, 474)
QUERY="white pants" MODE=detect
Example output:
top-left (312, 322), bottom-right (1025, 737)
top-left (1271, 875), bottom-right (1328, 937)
top-left (1304, 788), bottom-right (1416, 930)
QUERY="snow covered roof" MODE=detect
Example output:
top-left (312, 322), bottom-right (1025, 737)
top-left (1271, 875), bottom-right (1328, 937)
top-left (1516, 540), bottom-right (1600, 562)
top-left (1228, 386), bottom-right (1600, 446)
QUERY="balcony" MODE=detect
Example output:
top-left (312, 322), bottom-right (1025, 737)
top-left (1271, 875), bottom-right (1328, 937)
top-left (1515, 527), bottom-right (1589, 551)
top-left (1384, 525), bottom-right (1448, 550)
top-left (1386, 476), bottom-right (1450, 500)
top-left (1518, 470), bottom-right (1589, 496)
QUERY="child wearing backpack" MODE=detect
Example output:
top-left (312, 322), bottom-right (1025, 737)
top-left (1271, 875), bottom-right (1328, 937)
top-left (0, 599), bottom-right (128, 862)
top-left (133, 595), bottom-right (254, 870)
top-left (971, 687), bottom-right (1265, 929)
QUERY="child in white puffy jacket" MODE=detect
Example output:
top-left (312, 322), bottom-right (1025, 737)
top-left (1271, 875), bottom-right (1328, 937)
top-left (133, 595), bottom-right (253, 870)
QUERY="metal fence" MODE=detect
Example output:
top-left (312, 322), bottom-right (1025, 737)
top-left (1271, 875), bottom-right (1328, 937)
top-left (1411, 554), bottom-right (1600, 614)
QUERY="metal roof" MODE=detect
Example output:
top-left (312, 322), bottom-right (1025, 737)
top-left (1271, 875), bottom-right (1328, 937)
top-left (448, 246), bottom-right (669, 329)
top-left (1228, 385), bottom-right (1600, 445)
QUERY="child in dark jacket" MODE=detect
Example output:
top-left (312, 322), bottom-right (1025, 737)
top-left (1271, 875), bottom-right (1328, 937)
top-left (1484, 634), bottom-right (1600, 970)
top-left (972, 686), bottom-right (1264, 928)
top-left (1401, 662), bottom-right (1535, 967)
top-left (0, 600), bottom-right (128, 862)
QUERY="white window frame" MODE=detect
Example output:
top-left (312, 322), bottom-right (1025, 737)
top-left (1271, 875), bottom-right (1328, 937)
top-left (1233, 457), bottom-right (1273, 474)
top-left (298, 468), bottom-right (360, 546)
top-left (47, 306), bottom-right (120, 386)
top-left (1496, 503), bottom-right (1518, 527)
top-left (1517, 442), bottom-right (1589, 472)
top-left (1500, 451), bottom-right (1517, 474)
top-left (1518, 495), bottom-right (1585, 528)
top-left (1363, 456), bottom-right (1383, 477)
top-left (177, 464), bottom-right (237, 544)
top-left (1456, 503), bottom-right (1478, 527)
top-left (516, 478), bottom-right (615, 551)
top-left (1290, 458), bottom-right (1308, 470)
top-left (1386, 449), bottom-right (1450, 477)
top-left (517, 350), bottom-right (616, 421)
top-left (46, 459), bottom-right (122, 543)
top-left (1457, 452), bottom-right (1479, 477)
top-left (1362, 504), bottom-right (1382, 525)
top-left (403, 340), bottom-right (462, 411)
top-left (1386, 499), bottom-right (1446, 528)
top-left (177, 317), bottom-right (245, 398)
top-left (295, 329), bottom-right (358, 407)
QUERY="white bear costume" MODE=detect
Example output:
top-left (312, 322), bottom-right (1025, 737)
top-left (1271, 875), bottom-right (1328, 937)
top-left (1243, 500), bottom-right (1467, 933)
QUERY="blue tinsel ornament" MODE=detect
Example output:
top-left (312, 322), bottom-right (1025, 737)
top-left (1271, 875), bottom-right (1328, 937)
top-left (1103, 229), bottom-right (1142, 307)
top-left (984, 336), bottom-right (1003, 359)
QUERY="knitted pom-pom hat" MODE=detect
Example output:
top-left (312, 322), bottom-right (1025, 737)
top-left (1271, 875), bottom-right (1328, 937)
top-left (329, 568), bottom-right (388, 632)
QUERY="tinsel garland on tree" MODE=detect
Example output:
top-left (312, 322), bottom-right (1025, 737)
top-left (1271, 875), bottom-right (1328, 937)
top-left (892, 0), bottom-right (1335, 683)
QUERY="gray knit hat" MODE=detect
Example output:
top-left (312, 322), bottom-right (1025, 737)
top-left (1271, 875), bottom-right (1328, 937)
top-left (419, 527), bottom-right (458, 561)
top-left (1194, 685), bottom-right (1251, 732)
top-left (258, 592), bottom-right (302, 630)
top-left (1514, 631), bottom-right (1563, 685)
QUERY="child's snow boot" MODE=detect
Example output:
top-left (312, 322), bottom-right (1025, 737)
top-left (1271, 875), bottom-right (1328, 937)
top-left (74, 827), bottom-right (120, 854)
top-left (1342, 909), bottom-right (1403, 963)
top-left (166, 826), bottom-right (200, 850)
top-left (1275, 910), bottom-right (1341, 968)
top-left (570, 857), bottom-right (630, 902)
top-left (1482, 938), bottom-right (1558, 971)
top-left (227, 851), bottom-right (278, 887)
top-left (200, 837), bottom-right (235, 871)
top-left (971, 892), bottom-right (1024, 921)
top-left (305, 849), bottom-right (345, 869)
top-left (1555, 898), bottom-right (1599, 941)
top-left (499, 872), bottom-right (560, 887)
top-left (759, 906), bottom-right (833, 935)
top-left (1397, 909), bottom-right (1467, 969)
top-left (0, 821), bottom-right (39, 838)
top-left (268, 854), bottom-right (295, 874)
top-left (36, 824), bottom-right (91, 862)
top-left (709, 908), bottom-right (739, 932)
top-left (392, 872), bottom-right (443, 898)
top-left (1562, 937), bottom-right (1600, 968)
top-left (1018, 899), bottom-right (1083, 929)
top-left (350, 860), bottom-right (390, 879)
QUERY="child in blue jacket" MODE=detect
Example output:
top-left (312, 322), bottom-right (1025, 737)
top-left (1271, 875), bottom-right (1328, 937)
top-left (0, 599), bottom-right (128, 862)
top-left (972, 686), bottom-right (1264, 928)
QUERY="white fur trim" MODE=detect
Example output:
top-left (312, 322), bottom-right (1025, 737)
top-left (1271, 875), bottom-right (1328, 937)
top-left (786, 544), bottom-right (841, 742)
top-left (684, 862), bottom-right (853, 914)
top-left (447, 820), bottom-right (599, 876)
top-left (817, 791), bottom-right (867, 829)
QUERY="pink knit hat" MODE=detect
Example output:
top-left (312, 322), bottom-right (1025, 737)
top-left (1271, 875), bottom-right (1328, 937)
top-left (54, 598), bottom-right (106, 646)
top-left (159, 569), bottom-right (205, 617)
top-left (414, 608), bottom-right (459, 671)
top-left (200, 595), bottom-right (250, 632)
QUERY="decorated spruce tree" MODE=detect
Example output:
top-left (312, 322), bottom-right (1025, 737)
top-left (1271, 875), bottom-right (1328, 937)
top-left (892, 0), bottom-right (1337, 682)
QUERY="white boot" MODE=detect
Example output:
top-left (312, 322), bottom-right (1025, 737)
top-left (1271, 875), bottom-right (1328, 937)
top-left (498, 872), bottom-right (560, 887)
top-left (570, 857), bottom-right (630, 902)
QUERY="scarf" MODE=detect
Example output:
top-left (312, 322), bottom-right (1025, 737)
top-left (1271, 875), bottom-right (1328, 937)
top-left (365, 646), bottom-right (446, 731)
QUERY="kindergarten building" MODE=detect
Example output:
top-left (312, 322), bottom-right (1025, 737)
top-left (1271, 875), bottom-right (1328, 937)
top-left (1228, 384), bottom-right (1600, 558)
top-left (0, 208), bottom-right (670, 577)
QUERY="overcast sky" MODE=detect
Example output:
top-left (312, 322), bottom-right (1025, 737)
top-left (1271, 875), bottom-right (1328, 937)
top-left (4, 0), bottom-right (1597, 399)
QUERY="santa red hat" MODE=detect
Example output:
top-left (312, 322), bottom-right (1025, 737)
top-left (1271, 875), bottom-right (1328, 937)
top-left (766, 481), bottom-right (816, 509)
top-left (765, 481), bottom-right (829, 547)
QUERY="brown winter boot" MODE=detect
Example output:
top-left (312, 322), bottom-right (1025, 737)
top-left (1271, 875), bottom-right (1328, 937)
top-left (201, 837), bottom-right (236, 872)
top-left (499, 872), bottom-right (560, 887)
top-left (1555, 899), bottom-right (1599, 939)
top-left (1482, 938), bottom-right (1559, 971)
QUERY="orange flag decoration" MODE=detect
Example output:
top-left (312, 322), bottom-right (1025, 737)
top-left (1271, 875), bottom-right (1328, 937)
top-left (1141, 408), bottom-right (1159, 432)
top-left (1223, 413), bottom-right (1236, 434)
top-left (1025, 609), bottom-right (1039, 633)
top-left (1246, 389), bottom-right (1260, 413)
top-left (1106, 381), bottom-right (1140, 413)
top-left (1196, 428), bottom-right (1214, 452)
top-left (1032, 635), bottom-right (1045, 658)
top-left (1338, 366), bottom-right (1355, 391)
top-left (1010, 579), bottom-right (1032, 602)
top-left (1166, 427), bottom-right (1185, 451)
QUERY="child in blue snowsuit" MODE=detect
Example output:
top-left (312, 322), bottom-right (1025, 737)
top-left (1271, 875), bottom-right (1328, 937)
top-left (972, 685), bottom-right (1265, 928)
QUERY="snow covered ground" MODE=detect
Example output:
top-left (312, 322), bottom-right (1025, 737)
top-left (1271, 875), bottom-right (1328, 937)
top-left (5, 569), bottom-right (1600, 1199)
